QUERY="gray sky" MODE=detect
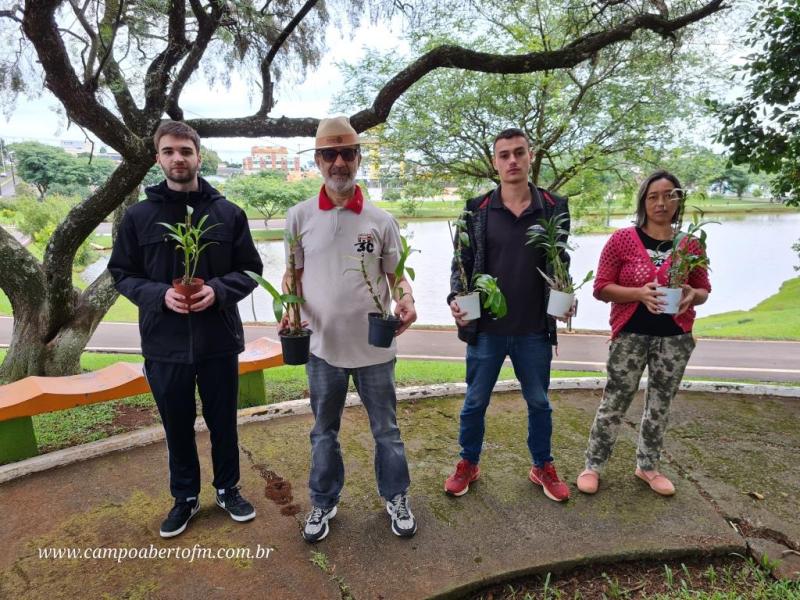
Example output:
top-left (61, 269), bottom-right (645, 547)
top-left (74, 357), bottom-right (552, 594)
top-left (0, 21), bottom-right (408, 161)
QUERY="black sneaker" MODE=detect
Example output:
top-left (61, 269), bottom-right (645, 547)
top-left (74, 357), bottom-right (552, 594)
top-left (302, 505), bottom-right (337, 543)
top-left (386, 493), bottom-right (417, 537)
top-left (215, 487), bottom-right (256, 522)
top-left (160, 497), bottom-right (200, 538)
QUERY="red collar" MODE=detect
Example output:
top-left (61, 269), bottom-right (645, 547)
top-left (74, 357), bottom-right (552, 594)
top-left (318, 185), bottom-right (363, 214)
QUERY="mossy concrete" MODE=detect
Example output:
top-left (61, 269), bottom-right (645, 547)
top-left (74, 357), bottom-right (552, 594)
top-left (3, 388), bottom-right (797, 599)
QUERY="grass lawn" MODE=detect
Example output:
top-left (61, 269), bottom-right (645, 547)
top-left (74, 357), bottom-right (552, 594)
top-left (251, 228), bottom-right (286, 241)
top-left (695, 277), bottom-right (800, 340)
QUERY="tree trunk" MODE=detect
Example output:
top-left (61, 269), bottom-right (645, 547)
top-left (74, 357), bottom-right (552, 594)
top-left (0, 180), bottom-right (143, 382)
top-left (0, 272), bottom-right (120, 380)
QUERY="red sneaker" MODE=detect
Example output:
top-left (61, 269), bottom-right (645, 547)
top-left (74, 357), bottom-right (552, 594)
top-left (529, 462), bottom-right (570, 502)
top-left (445, 459), bottom-right (480, 496)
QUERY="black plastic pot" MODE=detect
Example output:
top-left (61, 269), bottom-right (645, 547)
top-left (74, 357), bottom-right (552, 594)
top-left (279, 328), bottom-right (312, 365)
top-left (367, 313), bottom-right (401, 348)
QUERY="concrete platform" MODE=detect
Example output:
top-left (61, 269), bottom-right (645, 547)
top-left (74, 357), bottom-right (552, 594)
top-left (1, 387), bottom-right (797, 599)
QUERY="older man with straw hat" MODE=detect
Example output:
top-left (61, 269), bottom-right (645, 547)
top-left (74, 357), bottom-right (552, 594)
top-left (282, 116), bottom-right (418, 542)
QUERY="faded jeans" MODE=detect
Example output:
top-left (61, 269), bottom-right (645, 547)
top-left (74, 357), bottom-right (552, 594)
top-left (306, 354), bottom-right (411, 509)
top-left (459, 332), bottom-right (554, 467)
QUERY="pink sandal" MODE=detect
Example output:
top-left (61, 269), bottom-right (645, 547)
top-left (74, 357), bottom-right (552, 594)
top-left (576, 469), bottom-right (599, 494)
top-left (635, 467), bottom-right (675, 496)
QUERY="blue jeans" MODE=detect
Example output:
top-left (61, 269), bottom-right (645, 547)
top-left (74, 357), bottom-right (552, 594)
top-left (306, 354), bottom-right (411, 509)
top-left (460, 333), bottom-right (554, 467)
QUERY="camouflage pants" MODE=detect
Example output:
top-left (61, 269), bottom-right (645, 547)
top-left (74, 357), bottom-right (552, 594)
top-left (585, 332), bottom-right (695, 472)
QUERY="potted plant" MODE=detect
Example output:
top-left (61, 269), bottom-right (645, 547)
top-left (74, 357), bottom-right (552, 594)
top-left (159, 205), bottom-right (220, 307)
top-left (449, 211), bottom-right (508, 321)
top-left (245, 233), bottom-right (311, 364)
top-left (526, 212), bottom-right (593, 318)
top-left (658, 211), bottom-right (716, 314)
top-left (349, 235), bottom-right (418, 348)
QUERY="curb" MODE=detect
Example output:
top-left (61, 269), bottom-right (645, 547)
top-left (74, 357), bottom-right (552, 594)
top-left (1, 378), bottom-right (797, 485)
top-left (428, 544), bottom-right (748, 600)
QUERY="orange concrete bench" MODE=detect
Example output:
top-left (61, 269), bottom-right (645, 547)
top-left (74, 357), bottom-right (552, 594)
top-left (0, 337), bottom-right (283, 463)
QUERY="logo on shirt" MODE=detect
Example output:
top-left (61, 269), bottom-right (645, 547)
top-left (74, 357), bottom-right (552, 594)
top-left (354, 233), bottom-right (375, 254)
top-left (647, 246), bottom-right (672, 267)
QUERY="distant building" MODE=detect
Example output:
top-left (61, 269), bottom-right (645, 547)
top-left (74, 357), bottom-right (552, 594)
top-left (243, 145), bottom-right (301, 175)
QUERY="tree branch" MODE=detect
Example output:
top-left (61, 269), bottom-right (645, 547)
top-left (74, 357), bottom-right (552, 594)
top-left (42, 157), bottom-right (154, 333)
top-left (165, 1), bottom-right (227, 122)
top-left (0, 4), bottom-right (22, 23)
top-left (188, 1), bottom-right (726, 138)
top-left (142, 0), bottom-right (191, 123)
top-left (23, 0), bottom-right (144, 156)
top-left (0, 226), bottom-right (46, 315)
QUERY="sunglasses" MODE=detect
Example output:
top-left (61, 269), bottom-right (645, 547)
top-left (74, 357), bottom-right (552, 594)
top-left (316, 148), bottom-right (359, 162)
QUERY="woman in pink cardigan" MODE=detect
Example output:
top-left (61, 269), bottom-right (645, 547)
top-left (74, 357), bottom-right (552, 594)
top-left (576, 170), bottom-right (711, 496)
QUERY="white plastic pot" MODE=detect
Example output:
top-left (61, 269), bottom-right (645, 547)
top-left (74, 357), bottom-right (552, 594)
top-left (547, 289), bottom-right (575, 318)
top-left (657, 286), bottom-right (683, 315)
top-left (456, 292), bottom-right (481, 321)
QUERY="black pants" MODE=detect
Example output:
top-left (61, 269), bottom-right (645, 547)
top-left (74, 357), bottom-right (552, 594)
top-left (144, 355), bottom-right (240, 499)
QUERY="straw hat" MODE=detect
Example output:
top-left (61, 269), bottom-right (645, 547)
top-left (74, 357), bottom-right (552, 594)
top-left (301, 116), bottom-right (367, 152)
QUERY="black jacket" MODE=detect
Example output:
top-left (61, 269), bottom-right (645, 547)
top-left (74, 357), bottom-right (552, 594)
top-left (108, 178), bottom-right (263, 363)
top-left (447, 183), bottom-right (570, 346)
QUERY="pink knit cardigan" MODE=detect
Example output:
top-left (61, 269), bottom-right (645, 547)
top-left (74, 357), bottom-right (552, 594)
top-left (593, 226), bottom-right (712, 339)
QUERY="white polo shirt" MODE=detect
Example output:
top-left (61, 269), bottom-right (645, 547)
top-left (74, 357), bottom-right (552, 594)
top-left (285, 189), bottom-right (402, 368)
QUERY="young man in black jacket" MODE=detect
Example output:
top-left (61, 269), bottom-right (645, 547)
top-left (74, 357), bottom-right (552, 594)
top-left (108, 121), bottom-right (263, 538)
top-left (444, 128), bottom-right (573, 502)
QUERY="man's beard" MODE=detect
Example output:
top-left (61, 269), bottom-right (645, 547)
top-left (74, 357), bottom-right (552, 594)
top-left (162, 163), bottom-right (198, 185)
top-left (324, 168), bottom-right (356, 195)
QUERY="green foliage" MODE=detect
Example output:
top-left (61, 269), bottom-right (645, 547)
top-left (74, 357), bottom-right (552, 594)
top-left (398, 197), bottom-right (419, 217)
top-left (392, 235), bottom-right (419, 301)
top-left (348, 235), bottom-right (418, 319)
top-left (245, 233), bottom-right (305, 334)
top-left (658, 146), bottom-right (728, 195)
top-left (711, 167), bottom-right (751, 199)
top-left (472, 273), bottom-right (507, 319)
top-left (199, 145), bottom-right (220, 176)
top-left (382, 188), bottom-right (402, 202)
top-left (667, 211), bottom-right (717, 287)
top-left (337, 2), bottom-right (715, 191)
top-left (141, 165), bottom-right (164, 188)
top-left (526, 213), bottom-right (592, 293)
top-left (224, 172), bottom-right (319, 226)
top-left (158, 205), bottom-right (220, 285)
top-left (9, 142), bottom-right (118, 199)
top-left (12, 194), bottom-right (95, 266)
top-left (709, 0), bottom-right (800, 205)
top-left (448, 210), bottom-right (472, 291)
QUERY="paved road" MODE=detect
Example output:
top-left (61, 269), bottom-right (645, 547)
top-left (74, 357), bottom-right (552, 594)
top-left (2, 316), bottom-right (798, 382)
top-left (0, 177), bottom-right (14, 197)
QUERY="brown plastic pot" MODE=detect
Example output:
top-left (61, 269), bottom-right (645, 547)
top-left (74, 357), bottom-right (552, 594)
top-left (172, 277), bottom-right (204, 307)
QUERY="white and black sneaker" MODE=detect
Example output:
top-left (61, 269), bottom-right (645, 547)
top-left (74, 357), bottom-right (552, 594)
top-left (160, 497), bottom-right (200, 538)
top-left (302, 505), bottom-right (337, 543)
top-left (386, 494), bottom-right (417, 537)
top-left (215, 487), bottom-right (256, 522)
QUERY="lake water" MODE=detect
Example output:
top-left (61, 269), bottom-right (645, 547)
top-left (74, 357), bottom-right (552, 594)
top-left (84, 212), bottom-right (800, 331)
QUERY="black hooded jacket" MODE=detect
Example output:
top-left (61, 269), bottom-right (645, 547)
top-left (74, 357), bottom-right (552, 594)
top-left (108, 178), bottom-right (263, 363)
top-left (446, 184), bottom-right (570, 347)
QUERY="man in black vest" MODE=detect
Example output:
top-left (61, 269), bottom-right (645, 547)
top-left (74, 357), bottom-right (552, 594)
top-left (109, 121), bottom-right (263, 537)
top-left (444, 128), bottom-right (573, 502)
